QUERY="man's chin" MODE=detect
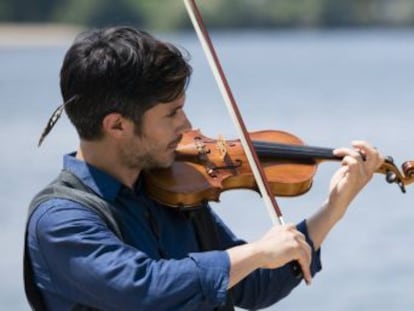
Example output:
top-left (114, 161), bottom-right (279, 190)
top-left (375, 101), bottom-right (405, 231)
top-left (151, 157), bottom-right (175, 170)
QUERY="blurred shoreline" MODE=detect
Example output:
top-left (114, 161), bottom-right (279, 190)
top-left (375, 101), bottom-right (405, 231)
top-left (1, 22), bottom-right (413, 48)
top-left (0, 23), bottom-right (82, 47)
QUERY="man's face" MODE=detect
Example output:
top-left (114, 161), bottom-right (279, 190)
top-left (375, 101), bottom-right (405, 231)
top-left (120, 94), bottom-right (191, 170)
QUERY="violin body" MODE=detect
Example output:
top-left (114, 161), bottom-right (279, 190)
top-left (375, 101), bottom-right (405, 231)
top-left (145, 129), bottom-right (329, 208)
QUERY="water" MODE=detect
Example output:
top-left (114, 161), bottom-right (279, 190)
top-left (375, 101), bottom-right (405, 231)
top-left (1, 28), bottom-right (414, 310)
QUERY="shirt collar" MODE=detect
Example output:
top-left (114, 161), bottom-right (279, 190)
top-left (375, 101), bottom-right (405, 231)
top-left (63, 152), bottom-right (123, 202)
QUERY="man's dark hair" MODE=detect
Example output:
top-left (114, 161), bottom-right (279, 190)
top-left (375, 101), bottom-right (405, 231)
top-left (60, 26), bottom-right (192, 140)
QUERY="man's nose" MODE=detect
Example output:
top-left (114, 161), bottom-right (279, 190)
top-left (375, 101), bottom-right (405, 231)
top-left (180, 113), bottom-right (192, 132)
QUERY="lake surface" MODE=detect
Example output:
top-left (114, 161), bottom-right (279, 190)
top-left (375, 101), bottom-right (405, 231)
top-left (1, 28), bottom-right (414, 310)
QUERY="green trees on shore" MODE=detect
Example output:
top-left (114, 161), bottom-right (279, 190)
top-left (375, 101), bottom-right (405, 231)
top-left (1, 0), bottom-right (414, 30)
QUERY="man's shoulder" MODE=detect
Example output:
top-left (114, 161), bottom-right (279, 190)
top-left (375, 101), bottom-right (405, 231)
top-left (27, 180), bottom-right (124, 242)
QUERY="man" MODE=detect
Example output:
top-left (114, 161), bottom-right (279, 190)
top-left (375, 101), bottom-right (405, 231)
top-left (25, 26), bottom-right (383, 311)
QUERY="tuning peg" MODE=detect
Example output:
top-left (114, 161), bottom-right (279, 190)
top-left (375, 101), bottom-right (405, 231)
top-left (385, 170), bottom-right (406, 193)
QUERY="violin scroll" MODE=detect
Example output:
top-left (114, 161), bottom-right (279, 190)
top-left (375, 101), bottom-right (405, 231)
top-left (379, 157), bottom-right (414, 193)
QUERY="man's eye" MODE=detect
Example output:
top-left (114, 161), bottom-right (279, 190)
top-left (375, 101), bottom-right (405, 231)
top-left (168, 110), bottom-right (179, 117)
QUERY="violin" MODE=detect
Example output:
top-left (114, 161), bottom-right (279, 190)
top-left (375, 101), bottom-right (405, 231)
top-left (145, 129), bottom-right (414, 208)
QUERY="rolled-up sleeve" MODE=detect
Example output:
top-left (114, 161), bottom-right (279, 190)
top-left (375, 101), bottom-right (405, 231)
top-left (297, 219), bottom-right (322, 277)
top-left (189, 251), bottom-right (230, 306)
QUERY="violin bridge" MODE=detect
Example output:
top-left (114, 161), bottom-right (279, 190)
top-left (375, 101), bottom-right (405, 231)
top-left (217, 134), bottom-right (228, 160)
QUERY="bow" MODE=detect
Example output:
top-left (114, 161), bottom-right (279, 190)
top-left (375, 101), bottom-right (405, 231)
top-left (182, 0), bottom-right (304, 279)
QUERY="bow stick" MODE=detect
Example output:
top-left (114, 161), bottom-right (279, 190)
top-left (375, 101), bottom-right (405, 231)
top-left (183, 0), bottom-right (285, 225)
top-left (183, 0), bottom-right (304, 279)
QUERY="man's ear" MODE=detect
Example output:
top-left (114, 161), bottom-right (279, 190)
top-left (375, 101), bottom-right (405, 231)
top-left (102, 113), bottom-right (126, 138)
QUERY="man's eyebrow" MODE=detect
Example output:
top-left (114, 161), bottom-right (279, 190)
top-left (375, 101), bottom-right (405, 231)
top-left (171, 103), bottom-right (184, 112)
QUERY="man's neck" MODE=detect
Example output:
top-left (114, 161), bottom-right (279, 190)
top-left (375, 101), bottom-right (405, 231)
top-left (76, 140), bottom-right (141, 189)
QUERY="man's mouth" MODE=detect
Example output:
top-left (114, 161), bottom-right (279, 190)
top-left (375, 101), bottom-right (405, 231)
top-left (168, 135), bottom-right (183, 150)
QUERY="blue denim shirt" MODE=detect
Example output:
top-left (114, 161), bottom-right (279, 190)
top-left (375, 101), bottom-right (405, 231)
top-left (27, 153), bottom-right (322, 311)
